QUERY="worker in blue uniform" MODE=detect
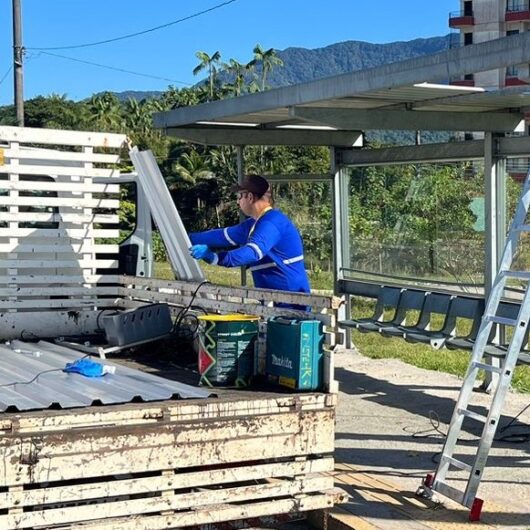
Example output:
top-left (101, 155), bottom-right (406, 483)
top-left (189, 175), bottom-right (310, 306)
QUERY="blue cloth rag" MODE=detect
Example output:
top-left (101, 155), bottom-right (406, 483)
top-left (64, 358), bottom-right (107, 378)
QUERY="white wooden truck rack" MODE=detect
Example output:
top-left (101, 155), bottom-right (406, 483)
top-left (0, 126), bottom-right (344, 530)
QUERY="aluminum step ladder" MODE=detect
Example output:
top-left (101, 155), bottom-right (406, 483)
top-left (420, 168), bottom-right (530, 521)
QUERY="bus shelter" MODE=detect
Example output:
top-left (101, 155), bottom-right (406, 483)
top-left (153, 32), bottom-right (530, 350)
top-left (153, 33), bottom-right (530, 516)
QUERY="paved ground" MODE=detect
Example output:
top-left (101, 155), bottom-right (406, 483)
top-left (333, 349), bottom-right (530, 529)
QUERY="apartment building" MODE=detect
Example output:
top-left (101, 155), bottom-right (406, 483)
top-left (450, 0), bottom-right (530, 176)
top-left (450, 0), bottom-right (530, 87)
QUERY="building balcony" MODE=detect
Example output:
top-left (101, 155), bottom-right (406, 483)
top-left (506, 1), bottom-right (530, 21)
top-left (505, 76), bottom-right (530, 86)
top-left (505, 64), bottom-right (530, 86)
top-left (449, 10), bottom-right (474, 27)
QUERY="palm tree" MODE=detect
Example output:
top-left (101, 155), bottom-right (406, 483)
top-left (161, 86), bottom-right (201, 109)
top-left (223, 59), bottom-right (248, 96)
top-left (124, 98), bottom-right (152, 136)
top-left (192, 50), bottom-right (221, 99)
top-left (248, 44), bottom-right (284, 91)
top-left (171, 149), bottom-right (214, 187)
top-left (87, 92), bottom-right (123, 132)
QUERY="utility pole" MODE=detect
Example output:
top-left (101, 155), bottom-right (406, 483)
top-left (12, 0), bottom-right (24, 126)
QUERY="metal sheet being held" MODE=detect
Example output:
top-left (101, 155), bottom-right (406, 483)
top-left (0, 340), bottom-right (211, 412)
top-left (130, 147), bottom-right (204, 282)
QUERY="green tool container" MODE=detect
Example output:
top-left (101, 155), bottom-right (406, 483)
top-left (197, 314), bottom-right (259, 387)
top-left (265, 317), bottom-right (323, 391)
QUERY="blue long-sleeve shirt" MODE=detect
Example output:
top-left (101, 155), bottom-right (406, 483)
top-left (190, 209), bottom-right (310, 295)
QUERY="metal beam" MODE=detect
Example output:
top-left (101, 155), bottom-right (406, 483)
top-left (154, 32), bottom-right (530, 128)
top-left (267, 173), bottom-right (332, 183)
top-left (164, 127), bottom-right (362, 146)
top-left (338, 136), bottom-right (530, 166)
top-left (331, 147), bottom-right (351, 349)
top-left (497, 135), bottom-right (530, 157)
top-left (291, 106), bottom-right (524, 132)
top-left (236, 146), bottom-right (247, 287)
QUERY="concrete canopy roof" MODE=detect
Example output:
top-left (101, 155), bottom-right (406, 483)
top-left (153, 32), bottom-right (530, 146)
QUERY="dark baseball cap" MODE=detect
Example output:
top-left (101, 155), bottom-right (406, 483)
top-left (231, 174), bottom-right (270, 197)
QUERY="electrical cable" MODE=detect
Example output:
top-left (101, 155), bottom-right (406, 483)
top-left (497, 402), bottom-right (530, 434)
top-left (404, 410), bottom-right (447, 440)
top-left (495, 401), bottom-right (530, 444)
top-left (27, 0), bottom-right (238, 51)
top-left (39, 51), bottom-right (191, 86)
top-left (0, 66), bottom-right (12, 87)
top-left (0, 354), bottom-right (90, 388)
top-left (20, 329), bottom-right (40, 341)
top-left (0, 368), bottom-right (65, 388)
top-left (96, 308), bottom-right (117, 331)
top-left (172, 280), bottom-right (210, 341)
top-left (406, 401), bottom-right (530, 468)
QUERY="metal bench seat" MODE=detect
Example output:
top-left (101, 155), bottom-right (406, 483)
top-left (405, 296), bottom-right (484, 350)
top-left (339, 285), bottom-right (402, 333)
top-left (380, 291), bottom-right (452, 339)
top-left (445, 300), bottom-right (519, 352)
top-left (482, 345), bottom-right (530, 365)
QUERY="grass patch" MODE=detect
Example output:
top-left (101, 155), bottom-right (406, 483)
top-left (153, 261), bottom-right (333, 290)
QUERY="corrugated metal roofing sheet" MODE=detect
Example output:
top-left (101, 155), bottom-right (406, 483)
top-left (184, 85), bottom-right (489, 126)
top-left (0, 340), bottom-right (210, 412)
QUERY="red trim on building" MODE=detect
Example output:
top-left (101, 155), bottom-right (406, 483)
top-left (449, 15), bottom-right (474, 27)
top-left (505, 11), bottom-right (530, 22)
top-left (508, 172), bottom-right (527, 183)
top-left (450, 79), bottom-right (475, 87)
top-left (505, 77), bottom-right (530, 86)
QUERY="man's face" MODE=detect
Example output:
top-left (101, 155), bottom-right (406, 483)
top-left (237, 191), bottom-right (254, 215)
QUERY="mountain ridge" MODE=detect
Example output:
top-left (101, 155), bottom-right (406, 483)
top-left (112, 34), bottom-right (451, 101)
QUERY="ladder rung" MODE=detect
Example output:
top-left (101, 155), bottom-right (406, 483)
top-left (432, 479), bottom-right (465, 505)
top-left (441, 455), bottom-right (472, 472)
top-left (501, 270), bottom-right (530, 281)
top-left (458, 408), bottom-right (487, 423)
top-left (485, 315), bottom-right (518, 327)
top-left (472, 361), bottom-right (503, 374)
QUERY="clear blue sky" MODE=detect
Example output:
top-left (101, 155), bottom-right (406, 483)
top-left (0, 0), bottom-right (457, 106)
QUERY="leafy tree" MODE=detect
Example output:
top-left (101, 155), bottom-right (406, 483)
top-left (171, 149), bottom-right (214, 187)
top-left (122, 97), bottom-right (169, 158)
top-left (0, 104), bottom-right (16, 125)
top-left (23, 94), bottom-right (84, 129)
top-left (161, 86), bottom-right (202, 109)
top-left (86, 92), bottom-right (123, 132)
top-left (124, 98), bottom-right (152, 136)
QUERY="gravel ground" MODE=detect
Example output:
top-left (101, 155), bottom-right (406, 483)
top-left (333, 349), bottom-right (530, 529)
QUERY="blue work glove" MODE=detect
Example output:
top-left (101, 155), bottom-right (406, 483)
top-left (189, 244), bottom-right (217, 264)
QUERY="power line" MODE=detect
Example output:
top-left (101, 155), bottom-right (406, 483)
top-left (0, 52), bottom-right (39, 92)
top-left (40, 51), bottom-right (192, 86)
top-left (0, 65), bottom-right (13, 87)
top-left (26, 0), bottom-right (238, 51)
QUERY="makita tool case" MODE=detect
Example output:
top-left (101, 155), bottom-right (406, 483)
top-left (265, 317), bottom-right (323, 390)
